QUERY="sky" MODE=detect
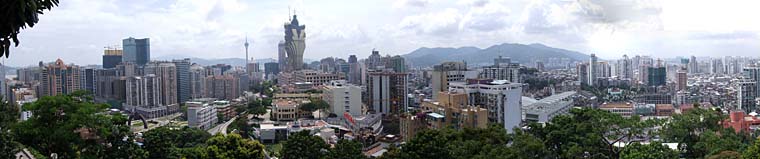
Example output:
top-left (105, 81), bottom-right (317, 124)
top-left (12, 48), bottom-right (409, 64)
top-left (6, 0), bottom-right (760, 66)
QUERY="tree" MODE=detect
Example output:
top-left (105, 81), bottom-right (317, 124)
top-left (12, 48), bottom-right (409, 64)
top-left (0, 97), bottom-right (18, 130)
top-left (203, 134), bottom-right (266, 159)
top-left (619, 142), bottom-right (678, 159)
top-left (661, 108), bottom-right (736, 158)
top-left (328, 139), bottom-right (366, 159)
top-left (282, 131), bottom-right (328, 159)
top-left (707, 151), bottom-right (741, 159)
top-left (1, 0), bottom-right (60, 57)
top-left (143, 127), bottom-right (211, 158)
top-left (11, 94), bottom-right (138, 158)
top-left (247, 100), bottom-right (267, 118)
top-left (743, 138), bottom-right (760, 159)
top-left (230, 115), bottom-right (251, 137)
top-left (1, 132), bottom-right (21, 159)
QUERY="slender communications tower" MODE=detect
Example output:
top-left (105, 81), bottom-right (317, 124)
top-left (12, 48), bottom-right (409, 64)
top-left (244, 36), bottom-right (250, 73)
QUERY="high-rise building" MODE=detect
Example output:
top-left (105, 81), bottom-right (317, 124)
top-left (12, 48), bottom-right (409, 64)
top-left (102, 48), bottom-right (122, 69)
top-left (737, 78), bottom-right (757, 111)
top-left (617, 55), bottom-right (633, 79)
top-left (319, 57), bottom-right (336, 73)
top-left (348, 55), bottom-right (362, 85)
top-left (588, 54), bottom-right (598, 86)
top-left (367, 70), bottom-right (408, 115)
top-left (647, 66), bottom-right (666, 86)
top-left (278, 41), bottom-right (288, 72)
top-left (189, 64), bottom-right (207, 99)
top-left (387, 55), bottom-right (407, 73)
top-left (80, 68), bottom-right (96, 94)
top-left (41, 59), bottom-right (81, 96)
top-left (122, 37), bottom-right (150, 66)
top-left (284, 15), bottom-right (306, 72)
top-left (144, 62), bottom-right (178, 106)
top-left (577, 63), bottom-right (589, 85)
top-left (322, 80), bottom-right (362, 116)
top-left (94, 68), bottom-right (120, 99)
top-left (449, 79), bottom-right (523, 133)
top-left (480, 56), bottom-right (520, 83)
top-left (173, 59), bottom-right (192, 103)
top-left (264, 62), bottom-right (280, 79)
top-left (744, 66), bottom-right (760, 96)
top-left (431, 62), bottom-right (478, 100)
top-left (676, 69), bottom-right (687, 91)
top-left (688, 56), bottom-right (699, 74)
top-left (711, 58), bottom-right (725, 75)
top-left (205, 75), bottom-right (239, 100)
top-left (367, 50), bottom-right (383, 70)
top-left (124, 74), bottom-right (180, 118)
top-left (247, 62), bottom-right (261, 74)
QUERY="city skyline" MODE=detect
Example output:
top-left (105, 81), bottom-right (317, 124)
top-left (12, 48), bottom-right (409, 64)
top-left (6, 0), bottom-right (760, 67)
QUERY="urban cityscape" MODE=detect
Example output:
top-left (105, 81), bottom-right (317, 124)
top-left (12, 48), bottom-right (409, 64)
top-left (3, 0), bottom-right (760, 159)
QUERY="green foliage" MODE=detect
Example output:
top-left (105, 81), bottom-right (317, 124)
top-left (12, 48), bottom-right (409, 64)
top-left (744, 138), bottom-right (760, 159)
top-left (1, 0), bottom-right (60, 57)
top-left (143, 127), bottom-right (211, 158)
top-left (230, 115), bottom-right (251, 137)
top-left (660, 108), bottom-right (744, 158)
top-left (203, 134), bottom-right (266, 159)
top-left (247, 100), bottom-right (268, 118)
top-left (328, 139), bottom-right (366, 159)
top-left (282, 131), bottom-right (329, 159)
top-left (388, 125), bottom-right (513, 159)
top-left (300, 98), bottom-right (329, 113)
top-left (619, 142), bottom-right (679, 159)
top-left (1, 132), bottom-right (21, 159)
top-left (0, 97), bottom-right (19, 129)
top-left (10, 95), bottom-right (143, 158)
top-left (707, 151), bottom-right (742, 159)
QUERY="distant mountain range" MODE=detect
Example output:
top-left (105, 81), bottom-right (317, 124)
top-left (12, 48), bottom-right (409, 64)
top-left (402, 43), bottom-right (590, 67)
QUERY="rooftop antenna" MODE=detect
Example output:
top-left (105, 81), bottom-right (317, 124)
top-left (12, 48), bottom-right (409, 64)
top-left (288, 6), bottom-right (291, 21)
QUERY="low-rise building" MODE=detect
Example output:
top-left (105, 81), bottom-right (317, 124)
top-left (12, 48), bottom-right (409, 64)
top-left (600, 102), bottom-right (634, 117)
top-left (655, 104), bottom-right (675, 116)
top-left (272, 99), bottom-right (311, 121)
top-left (523, 91), bottom-right (577, 123)
top-left (213, 100), bottom-right (236, 121)
top-left (187, 101), bottom-right (218, 130)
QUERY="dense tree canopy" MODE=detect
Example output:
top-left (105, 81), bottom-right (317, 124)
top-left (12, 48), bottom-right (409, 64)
top-left (328, 139), bottom-right (366, 159)
top-left (143, 126), bottom-right (211, 158)
top-left (619, 142), bottom-right (679, 159)
top-left (282, 130), bottom-right (329, 159)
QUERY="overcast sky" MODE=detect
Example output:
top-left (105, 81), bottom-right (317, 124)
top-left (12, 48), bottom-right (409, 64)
top-left (6, 0), bottom-right (760, 66)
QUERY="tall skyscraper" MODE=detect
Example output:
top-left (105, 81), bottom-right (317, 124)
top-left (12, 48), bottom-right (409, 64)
top-left (80, 68), bottom-right (96, 94)
top-left (122, 37), bottom-right (150, 66)
top-left (577, 63), bottom-right (589, 85)
top-left (367, 70), bottom-right (408, 115)
top-left (144, 62), bottom-right (178, 106)
top-left (588, 54), bottom-right (598, 86)
top-left (676, 69), bottom-right (687, 91)
top-left (647, 66), bottom-right (666, 86)
top-left (173, 59), bottom-right (191, 103)
top-left (744, 66), bottom-right (760, 96)
top-left (189, 64), bottom-right (207, 99)
top-left (688, 56), bottom-right (699, 74)
top-left (617, 55), bottom-right (633, 79)
top-left (41, 59), bottom-right (81, 96)
top-left (205, 75), bottom-right (240, 100)
top-left (102, 47), bottom-right (122, 69)
top-left (264, 62), bottom-right (280, 79)
top-left (736, 78), bottom-right (757, 111)
top-left (387, 55), bottom-right (407, 73)
top-left (367, 50), bottom-right (383, 70)
top-left (348, 55), bottom-right (362, 85)
top-left (711, 58), bottom-right (725, 75)
top-left (284, 15), bottom-right (306, 72)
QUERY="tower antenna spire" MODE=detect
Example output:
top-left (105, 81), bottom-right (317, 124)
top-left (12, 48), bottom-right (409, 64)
top-left (288, 6), bottom-right (291, 21)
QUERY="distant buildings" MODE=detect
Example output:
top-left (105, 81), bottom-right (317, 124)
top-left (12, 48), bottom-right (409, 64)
top-left (205, 75), bottom-right (239, 100)
top-left (173, 58), bottom-right (192, 103)
top-left (647, 66), bottom-right (666, 86)
top-left (431, 62), bottom-right (477, 100)
top-left (523, 91), bottom-right (577, 123)
top-left (41, 59), bottom-right (81, 96)
top-left (122, 37), bottom-right (150, 66)
top-left (736, 78), bottom-right (757, 111)
top-left (676, 69), bottom-right (687, 91)
top-left (480, 56), bottom-right (520, 83)
top-left (589, 54), bottom-right (598, 86)
top-left (102, 48), bottom-right (122, 69)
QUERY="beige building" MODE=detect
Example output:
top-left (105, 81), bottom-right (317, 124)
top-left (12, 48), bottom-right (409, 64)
top-left (205, 75), bottom-right (239, 100)
top-left (321, 80), bottom-right (363, 116)
top-left (272, 99), bottom-right (310, 121)
top-left (600, 102), bottom-right (634, 117)
top-left (420, 92), bottom-right (488, 129)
